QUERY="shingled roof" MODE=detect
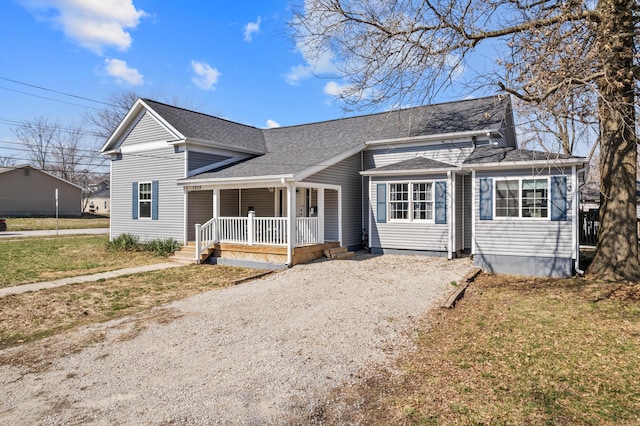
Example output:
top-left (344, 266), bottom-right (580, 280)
top-left (142, 99), bottom-right (267, 154)
top-left (363, 156), bottom-right (458, 175)
top-left (183, 95), bottom-right (510, 181)
top-left (463, 145), bottom-right (577, 164)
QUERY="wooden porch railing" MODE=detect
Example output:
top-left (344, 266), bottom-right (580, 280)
top-left (296, 217), bottom-right (320, 245)
top-left (196, 214), bottom-right (323, 262)
top-left (194, 217), bottom-right (217, 264)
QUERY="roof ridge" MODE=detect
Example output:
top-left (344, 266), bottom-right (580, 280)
top-left (142, 98), bottom-right (260, 131)
top-left (265, 95), bottom-right (505, 131)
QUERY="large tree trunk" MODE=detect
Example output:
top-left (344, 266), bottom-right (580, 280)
top-left (588, 0), bottom-right (639, 281)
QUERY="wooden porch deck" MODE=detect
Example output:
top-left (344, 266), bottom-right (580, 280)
top-left (214, 241), bottom-right (340, 266)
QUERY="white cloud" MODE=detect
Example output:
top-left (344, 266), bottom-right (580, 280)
top-left (323, 81), bottom-right (346, 97)
top-left (191, 60), bottom-right (221, 91)
top-left (243, 16), bottom-right (261, 42)
top-left (266, 119), bottom-right (280, 129)
top-left (286, 45), bottom-right (338, 86)
top-left (104, 58), bottom-right (143, 85)
top-left (20, 0), bottom-right (146, 54)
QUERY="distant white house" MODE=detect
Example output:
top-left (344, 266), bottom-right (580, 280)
top-left (83, 177), bottom-right (110, 214)
top-left (0, 165), bottom-right (82, 216)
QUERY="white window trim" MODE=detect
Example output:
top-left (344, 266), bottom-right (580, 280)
top-left (138, 181), bottom-right (153, 220)
top-left (387, 180), bottom-right (435, 223)
top-left (493, 176), bottom-right (550, 220)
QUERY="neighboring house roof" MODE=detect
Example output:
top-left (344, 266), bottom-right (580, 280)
top-left (462, 145), bottom-right (585, 168)
top-left (362, 156), bottom-right (458, 176)
top-left (181, 95), bottom-right (512, 183)
top-left (0, 164), bottom-right (84, 190)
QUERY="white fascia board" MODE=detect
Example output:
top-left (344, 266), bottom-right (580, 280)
top-left (364, 129), bottom-right (499, 147)
top-left (360, 167), bottom-right (461, 176)
top-left (119, 141), bottom-right (170, 154)
top-left (171, 137), bottom-right (265, 156)
top-left (462, 158), bottom-right (586, 171)
top-left (100, 99), bottom-right (185, 153)
top-left (187, 156), bottom-right (250, 177)
top-left (178, 174), bottom-right (294, 187)
top-left (294, 144), bottom-right (366, 181)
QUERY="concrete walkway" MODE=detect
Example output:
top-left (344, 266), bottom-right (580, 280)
top-left (0, 228), bottom-right (109, 239)
top-left (0, 262), bottom-right (182, 298)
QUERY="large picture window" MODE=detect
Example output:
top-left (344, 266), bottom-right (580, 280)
top-left (495, 178), bottom-right (548, 218)
top-left (139, 182), bottom-right (152, 218)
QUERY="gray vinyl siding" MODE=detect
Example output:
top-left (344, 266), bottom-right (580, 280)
top-left (220, 189), bottom-right (240, 216)
top-left (188, 151), bottom-right (230, 172)
top-left (369, 174), bottom-right (449, 252)
top-left (187, 190), bottom-right (213, 241)
top-left (324, 190), bottom-right (339, 241)
top-left (363, 141), bottom-right (477, 169)
top-left (121, 111), bottom-right (174, 146)
top-left (473, 168), bottom-right (575, 258)
top-left (463, 174), bottom-right (472, 249)
top-left (240, 188), bottom-right (275, 217)
top-left (110, 145), bottom-right (185, 242)
top-left (304, 154), bottom-right (362, 248)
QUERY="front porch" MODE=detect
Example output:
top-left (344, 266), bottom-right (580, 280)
top-left (183, 183), bottom-right (344, 267)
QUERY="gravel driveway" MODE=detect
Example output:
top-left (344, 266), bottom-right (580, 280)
top-left (0, 253), bottom-right (471, 425)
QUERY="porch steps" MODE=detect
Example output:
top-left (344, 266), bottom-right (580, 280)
top-left (169, 242), bottom-right (214, 265)
top-left (323, 246), bottom-right (355, 260)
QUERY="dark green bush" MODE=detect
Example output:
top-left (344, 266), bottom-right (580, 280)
top-left (144, 238), bottom-right (181, 257)
top-left (107, 234), bottom-right (180, 257)
top-left (107, 233), bottom-right (141, 252)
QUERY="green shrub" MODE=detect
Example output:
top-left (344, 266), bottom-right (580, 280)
top-left (144, 238), bottom-right (181, 257)
top-left (107, 233), bottom-right (141, 252)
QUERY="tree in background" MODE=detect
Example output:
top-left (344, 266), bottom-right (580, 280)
top-left (293, 0), bottom-right (638, 280)
top-left (11, 116), bottom-right (104, 194)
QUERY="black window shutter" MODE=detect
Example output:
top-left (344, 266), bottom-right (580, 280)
top-left (151, 180), bottom-right (159, 220)
top-left (132, 181), bottom-right (138, 219)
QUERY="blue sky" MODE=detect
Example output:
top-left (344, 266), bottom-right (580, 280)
top-left (0, 0), bottom-right (493, 166)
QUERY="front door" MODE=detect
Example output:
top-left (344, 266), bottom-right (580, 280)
top-left (296, 188), bottom-right (306, 217)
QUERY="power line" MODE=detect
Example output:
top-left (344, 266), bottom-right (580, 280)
top-left (0, 86), bottom-right (103, 111)
top-left (0, 76), bottom-right (116, 107)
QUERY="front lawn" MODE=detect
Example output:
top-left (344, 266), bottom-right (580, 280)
top-left (0, 264), bottom-right (259, 348)
top-left (314, 274), bottom-right (640, 425)
top-left (0, 235), bottom-right (161, 288)
top-left (4, 215), bottom-right (109, 231)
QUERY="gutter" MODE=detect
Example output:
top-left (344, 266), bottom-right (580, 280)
top-left (574, 164), bottom-right (588, 276)
top-left (364, 129), bottom-right (501, 146)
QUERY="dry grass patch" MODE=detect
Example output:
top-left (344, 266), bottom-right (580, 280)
top-left (0, 264), bottom-right (261, 348)
top-left (0, 235), bottom-right (161, 288)
top-left (314, 274), bottom-right (640, 425)
top-left (5, 216), bottom-right (109, 231)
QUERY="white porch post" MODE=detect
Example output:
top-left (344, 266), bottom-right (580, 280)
top-left (212, 188), bottom-right (220, 242)
top-left (317, 188), bottom-right (325, 244)
top-left (286, 184), bottom-right (296, 265)
top-left (247, 210), bottom-right (255, 246)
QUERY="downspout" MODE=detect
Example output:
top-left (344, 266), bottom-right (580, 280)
top-left (574, 165), bottom-right (587, 275)
top-left (447, 171), bottom-right (453, 260)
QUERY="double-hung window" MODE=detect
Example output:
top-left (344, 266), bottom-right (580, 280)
top-left (389, 183), bottom-right (409, 219)
top-left (495, 178), bottom-right (548, 218)
top-left (389, 182), bottom-right (433, 221)
top-left (139, 182), bottom-right (152, 219)
top-left (412, 182), bottom-right (433, 220)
